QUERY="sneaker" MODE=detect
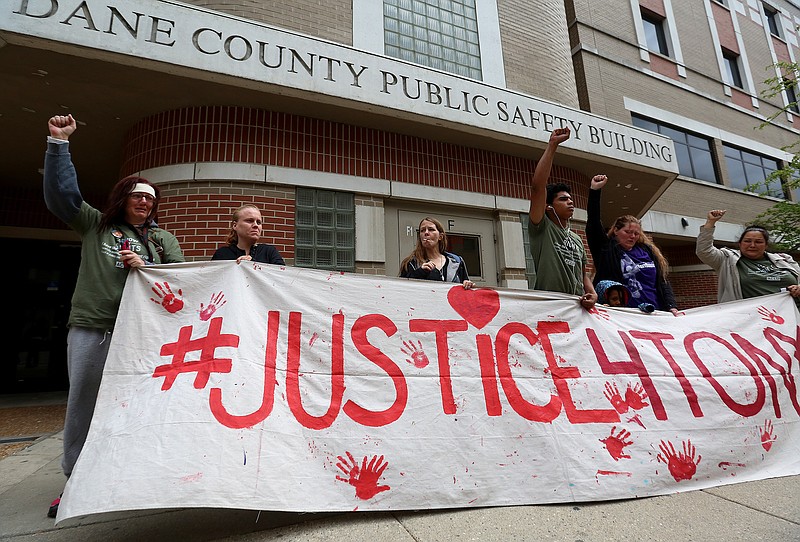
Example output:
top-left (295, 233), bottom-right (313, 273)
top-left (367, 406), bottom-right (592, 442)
top-left (47, 495), bottom-right (61, 518)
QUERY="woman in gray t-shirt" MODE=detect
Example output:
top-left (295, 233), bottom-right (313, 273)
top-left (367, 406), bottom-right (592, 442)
top-left (696, 209), bottom-right (800, 304)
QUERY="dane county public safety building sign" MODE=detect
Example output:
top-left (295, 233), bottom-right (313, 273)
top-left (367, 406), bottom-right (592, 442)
top-left (2, 0), bottom-right (677, 172)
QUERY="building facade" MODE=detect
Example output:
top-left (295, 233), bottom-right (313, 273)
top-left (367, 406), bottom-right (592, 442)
top-left (568, 0), bottom-right (800, 307)
top-left (0, 0), bottom-right (796, 392)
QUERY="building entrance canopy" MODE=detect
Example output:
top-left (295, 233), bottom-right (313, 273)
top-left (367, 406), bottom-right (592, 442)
top-left (1, 0), bottom-right (677, 214)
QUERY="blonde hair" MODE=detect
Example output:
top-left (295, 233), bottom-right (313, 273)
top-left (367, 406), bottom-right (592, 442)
top-left (399, 217), bottom-right (448, 275)
top-left (225, 204), bottom-right (261, 245)
top-left (608, 215), bottom-right (670, 278)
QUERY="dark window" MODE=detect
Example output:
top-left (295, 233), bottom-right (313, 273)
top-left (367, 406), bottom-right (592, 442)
top-left (723, 144), bottom-right (784, 198)
top-left (764, 4), bottom-right (781, 37)
top-left (722, 49), bottom-right (744, 88)
top-left (641, 10), bottom-right (669, 56)
top-left (447, 233), bottom-right (482, 280)
top-left (784, 78), bottom-right (799, 114)
top-left (632, 114), bottom-right (719, 184)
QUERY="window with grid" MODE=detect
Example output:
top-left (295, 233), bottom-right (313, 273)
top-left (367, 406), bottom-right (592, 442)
top-left (383, 0), bottom-right (482, 80)
top-left (723, 144), bottom-right (784, 198)
top-left (520, 213), bottom-right (536, 289)
top-left (295, 188), bottom-right (355, 271)
top-left (641, 9), bottom-right (669, 56)
top-left (631, 115), bottom-right (719, 184)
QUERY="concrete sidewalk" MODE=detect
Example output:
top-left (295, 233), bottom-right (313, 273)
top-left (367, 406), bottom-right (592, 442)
top-left (1, 431), bottom-right (798, 541)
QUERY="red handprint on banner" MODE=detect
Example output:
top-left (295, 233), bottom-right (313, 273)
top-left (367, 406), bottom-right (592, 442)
top-left (760, 419), bottom-right (776, 452)
top-left (400, 339), bottom-right (429, 368)
top-left (199, 291), bottom-right (226, 321)
top-left (757, 306), bottom-right (784, 325)
top-left (603, 382), bottom-right (628, 414)
top-left (624, 383), bottom-right (649, 410)
top-left (657, 439), bottom-right (701, 482)
top-left (588, 306), bottom-right (610, 320)
top-left (335, 451), bottom-right (390, 500)
top-left (599, 426), bottom-right (633, 461)
top-left (150, 281), bottom-right (184, 314)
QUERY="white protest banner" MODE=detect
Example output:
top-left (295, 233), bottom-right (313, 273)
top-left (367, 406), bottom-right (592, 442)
top-left (58, 262), bottom-right (800, 520)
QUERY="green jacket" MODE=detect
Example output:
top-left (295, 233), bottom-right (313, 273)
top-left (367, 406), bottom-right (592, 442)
top-left (44, 139), bottom-right (184, 329)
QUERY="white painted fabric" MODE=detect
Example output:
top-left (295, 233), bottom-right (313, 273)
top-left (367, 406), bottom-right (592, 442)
top-left (58, 262), bottom-right (800, 520)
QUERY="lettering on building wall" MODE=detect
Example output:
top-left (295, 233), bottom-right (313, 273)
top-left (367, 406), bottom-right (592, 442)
top-left (8, 0), bottom-right (674, 168)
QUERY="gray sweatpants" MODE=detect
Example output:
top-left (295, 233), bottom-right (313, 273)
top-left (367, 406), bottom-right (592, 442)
top-left (62, 326), bottom-right (112, 477)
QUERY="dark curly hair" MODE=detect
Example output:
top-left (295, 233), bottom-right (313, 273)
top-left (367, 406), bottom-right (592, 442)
top-left (546, 182), bottom-right (571, 205)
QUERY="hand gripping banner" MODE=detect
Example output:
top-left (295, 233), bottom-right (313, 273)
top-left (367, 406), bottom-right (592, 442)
top-left (58, 262), bottom-right (800, 520)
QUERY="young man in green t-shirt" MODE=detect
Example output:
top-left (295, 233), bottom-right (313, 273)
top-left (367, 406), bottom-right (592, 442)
top-left (528, 127), bottom-right (597, 309)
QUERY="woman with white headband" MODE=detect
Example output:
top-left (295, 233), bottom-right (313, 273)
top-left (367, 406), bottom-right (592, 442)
top-left (43, 114), bottom-right (185, 518)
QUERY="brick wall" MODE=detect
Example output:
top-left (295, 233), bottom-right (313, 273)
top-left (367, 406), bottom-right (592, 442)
top-left (640, 0), bottom-right (666, 17)
top-left (670, 270), bottom-right (719, 308)
top-left (120, 106), bottom-right (590, 206)
top-left (712, 1), bottom-right (739, 53)
top-left (157, 181), bottom-right (295, 262)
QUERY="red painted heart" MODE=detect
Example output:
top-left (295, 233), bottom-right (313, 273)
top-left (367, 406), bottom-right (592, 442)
top-left (447, 287), bottom-right (500, 329)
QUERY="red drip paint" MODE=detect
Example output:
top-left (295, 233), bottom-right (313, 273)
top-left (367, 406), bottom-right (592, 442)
top-left (595, 470), bottom-right (632, 480)
top-left (718, 461), bottom-right (746, 470)
top-left (626, 413), bottom-right (646, 429)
